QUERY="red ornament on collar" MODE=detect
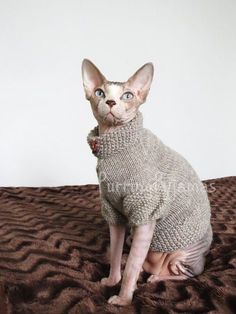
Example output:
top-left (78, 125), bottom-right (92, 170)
top-left (90, 139), bottom-right (99, 154)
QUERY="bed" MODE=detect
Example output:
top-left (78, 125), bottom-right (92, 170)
top-left (0, 177), bottom-right (235, 313)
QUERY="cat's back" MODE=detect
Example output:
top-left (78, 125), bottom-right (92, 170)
top-left (139, 128), bottom-right (201, 184)
top-left (98, 127), bottom-right (203, 188)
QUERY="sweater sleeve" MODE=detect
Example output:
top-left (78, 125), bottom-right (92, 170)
top-left (100, 196), bottom-right (127, 225)
top-left (123, 186), bottom-right (166, 227)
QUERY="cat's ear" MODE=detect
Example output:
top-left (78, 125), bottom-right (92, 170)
top-left (82, 59), bottom-right (106, 100)
top-left (127, 63), bottom-right (154, 102)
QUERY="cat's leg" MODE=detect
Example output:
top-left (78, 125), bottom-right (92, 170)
top-left (145, 231), bottom-right (212, 283)
top-left (144, 250), bottom-right (193, 283)
top-left (101, 224), bottom-right (126, 286)
top-left (147, 274), bottom-right (188, 282)
top-left (126, 227), bottom-right (148, 272)
top-left (108, 221), bottom-right (156, 306)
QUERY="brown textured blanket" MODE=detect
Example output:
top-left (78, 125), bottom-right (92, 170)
top-left (0, 177), bottom-right (235, 314)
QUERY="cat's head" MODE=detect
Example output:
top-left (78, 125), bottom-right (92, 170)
top-left (81, 59), bottom-right (154, 127)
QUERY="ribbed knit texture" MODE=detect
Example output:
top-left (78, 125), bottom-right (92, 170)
top-left (87, 111), bottom-right (212, 252)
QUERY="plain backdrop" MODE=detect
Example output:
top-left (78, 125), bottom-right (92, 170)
top-left (0, 0), bottom-right (235, 186)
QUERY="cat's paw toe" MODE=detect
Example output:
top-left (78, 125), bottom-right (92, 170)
top-left (108, 295), bottom-right (132, 306)
top-left (100, 276), bottom-right (121, 286)
top-left (147, 274), bottom-right (160, 283)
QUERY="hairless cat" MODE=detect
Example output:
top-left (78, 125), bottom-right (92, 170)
top-left (82, 59), bottom-right (212, 306)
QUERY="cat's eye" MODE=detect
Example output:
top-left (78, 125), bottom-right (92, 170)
top-left (95, 89), bottom-right (105, 98)
top-left (121, 92), bottom-right (134, 100)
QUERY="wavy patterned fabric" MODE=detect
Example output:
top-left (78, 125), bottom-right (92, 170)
top-left (0, 177), bottom-right (235, 314)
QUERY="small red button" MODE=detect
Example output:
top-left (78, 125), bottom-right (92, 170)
top-left (90, 140), bottom-right (98, 153)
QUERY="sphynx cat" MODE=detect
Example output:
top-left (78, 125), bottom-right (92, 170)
top-left (81, 59), bottom-right (212, 306)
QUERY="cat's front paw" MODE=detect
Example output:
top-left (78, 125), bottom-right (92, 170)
top-left (108, 295), bottom-right (132, 306)
top-left (100, 276), bottom-right (121, 286)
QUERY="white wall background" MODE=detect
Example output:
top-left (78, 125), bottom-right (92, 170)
top-left (0, 0), bottom-right (235, 186)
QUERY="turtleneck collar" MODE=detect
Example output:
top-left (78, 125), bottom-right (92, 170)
top-left (87, 111), bottom-right (143, 159)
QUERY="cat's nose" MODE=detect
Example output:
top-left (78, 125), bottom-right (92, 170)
top-left (106, 100), bottom-right (116, 107)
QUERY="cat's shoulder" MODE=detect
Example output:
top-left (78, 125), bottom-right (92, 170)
top-left (140, 127), bottom-right (163, 145)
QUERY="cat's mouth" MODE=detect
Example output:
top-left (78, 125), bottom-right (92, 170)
top-left (103, 111), bottom-right (122, 124)
top-left (108, 111), bottom-right (115, 117)
top-left (106, 112), bottom-right (116, 122)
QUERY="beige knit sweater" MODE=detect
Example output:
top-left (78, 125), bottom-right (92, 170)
top-left (87, 111), bottom-right (212, 252)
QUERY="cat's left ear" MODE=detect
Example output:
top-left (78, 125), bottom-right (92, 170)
top-left (127, 63), bottom-right (154, 103)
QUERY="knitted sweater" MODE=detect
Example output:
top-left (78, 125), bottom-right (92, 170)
top-left (87, 111), bottom-right (212, 252)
